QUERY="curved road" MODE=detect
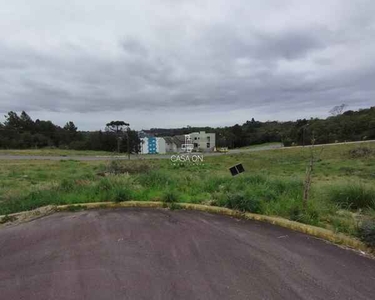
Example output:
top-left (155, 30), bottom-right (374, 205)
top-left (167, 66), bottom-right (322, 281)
top-left (1, 208), bottom-right (375, 299)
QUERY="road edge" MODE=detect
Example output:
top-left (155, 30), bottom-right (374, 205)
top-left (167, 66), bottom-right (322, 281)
top-left (1, 201), bottom-right (373, 256)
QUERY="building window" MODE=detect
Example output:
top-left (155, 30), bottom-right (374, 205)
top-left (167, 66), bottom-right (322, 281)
top-left (194, 137), bottom-right (197, 140)
top-left (207, 143), bottom-right (210, 148)
top-left (207, 136), bottom-right (210, 141)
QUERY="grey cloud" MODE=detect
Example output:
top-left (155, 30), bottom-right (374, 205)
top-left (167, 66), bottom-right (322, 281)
top-left (0, 0), bottom-right (375, 129)
top-left (120, 37), bottom-right (149, 57)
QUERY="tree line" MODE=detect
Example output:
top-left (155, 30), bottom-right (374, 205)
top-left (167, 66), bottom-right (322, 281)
top-left (146, 106), bottom-right (375, 148)
top-left (0, 111), bottom-right (140, 153)
top-left (1, 106), bottom-right (374, 151)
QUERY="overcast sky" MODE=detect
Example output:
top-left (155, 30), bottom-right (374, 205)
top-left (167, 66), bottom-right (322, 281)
top-left (0, 0), bottom-right (374, 130)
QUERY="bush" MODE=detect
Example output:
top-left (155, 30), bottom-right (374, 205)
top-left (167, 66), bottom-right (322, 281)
top-left (105, 160), bottom-right (152, 175)
top-left (282, 138), bottom-right (293, 147)
top-left (137, 170), bottom-right (175, 188)
top-left (327, 184), bottom-right (375, 210)
top-left (59, 179), bottom-right (75, 192)
top-left (357, 220), bottom-right (375, 247)
top-left (113, 187), bottom-right (133, 202)
top-left (224, 192), bottom-right (263, 213)
top-left (348, 147), bottom-right (374, 158)
top-left (162, 190), bottom-right (179, 203)
top-left (0, 214), bottom-right (16, 224)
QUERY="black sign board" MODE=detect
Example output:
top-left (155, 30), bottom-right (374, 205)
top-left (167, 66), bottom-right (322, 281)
top-left (229, 163), bottom-right (245, 176)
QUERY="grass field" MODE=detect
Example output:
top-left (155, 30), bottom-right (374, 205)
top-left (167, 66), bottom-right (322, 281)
top-left (238, 142), bottom-right (283, 149)
top-left (0, 148), bottom-right (116, 156)
top-left (1, 142), bottom-right (375, 246)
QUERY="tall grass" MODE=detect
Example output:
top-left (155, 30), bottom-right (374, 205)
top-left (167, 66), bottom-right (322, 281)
top-left (2, 166), bottom-right (375, 248)
top-left (327, 183), bottom-right (375, 210)
top-left (0, 175), bottom-right (136, 215)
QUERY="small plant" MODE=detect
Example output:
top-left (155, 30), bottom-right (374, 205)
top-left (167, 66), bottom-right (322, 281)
top-left (59, 179), bottom-right (75, 192)
top-left (66, 205), bottom-right (84, 212)
top-left (137, 170), bottom-right (174, 188)
top-left (327, 184), bottom-right (375, 210)
top-left (303, 136), bottom-right (324, 209)
top-left (105, 160), bottom-right (152, 175)
top-left (162, 190), bottom-right (179, 203)
top-left (114, 188), bottom-right (133, 202)
top-left (349, 147), bottom-right (374, 158)
top-left (0, 214), bottom-right (16, 224)
top-left (357, 220), bottom-right (375, 248)
top-left (168, 202), bottom-right (181, 210)
top-left (224, 192), bottom-right (262, 213)
top-left (107, 160), bottom-right (124, 175)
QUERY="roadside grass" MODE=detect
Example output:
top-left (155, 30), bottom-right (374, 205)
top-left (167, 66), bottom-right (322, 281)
top-left (237, 142), bottom-right (283, 150)
top-left (0, 148), bottom-right (117, 157)
top-left (1, 142), bottom-right (375, 246)
top-left (327, 183), bottom-right (375, 210)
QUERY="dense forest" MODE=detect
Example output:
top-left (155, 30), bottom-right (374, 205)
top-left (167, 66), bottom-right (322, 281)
top-left (0, 107), bottom-right (374, 151)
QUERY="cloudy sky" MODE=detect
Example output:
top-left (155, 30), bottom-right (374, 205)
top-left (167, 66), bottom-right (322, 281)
top-left (1, 0), bottom-right (374, 130)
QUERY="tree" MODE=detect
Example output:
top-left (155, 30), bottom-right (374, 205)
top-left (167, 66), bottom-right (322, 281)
top-left (63, 121), bottom-right (77, 132)
top-left (106, 121), bottom-right (129, 133)
top-left (4, 111), bottom-right (21, 129)
top-left (106, 120), bottom-right (130, 155)
top-left (303, 135), bottom-right (324, 209)
top-left (329, 104), bottom-right (347, 116)
top-left (19, 111), bottom-right (34, 131)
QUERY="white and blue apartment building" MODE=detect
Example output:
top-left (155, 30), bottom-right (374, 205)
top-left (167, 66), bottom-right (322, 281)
top-left (140, 137), bottom-right (166, 154)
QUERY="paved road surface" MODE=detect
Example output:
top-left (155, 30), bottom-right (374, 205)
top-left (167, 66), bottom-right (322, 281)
top-left (1, 208), bottom-right (375, 300)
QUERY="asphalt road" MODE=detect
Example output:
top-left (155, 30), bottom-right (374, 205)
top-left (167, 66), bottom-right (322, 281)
top-left (1, 208), bottom-right (375, 300)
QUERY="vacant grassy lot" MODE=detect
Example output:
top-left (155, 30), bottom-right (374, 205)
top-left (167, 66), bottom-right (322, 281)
top-left (1, 142), bottom-right (375, 245)
top-left (0, 148), bottom-right (116, 156)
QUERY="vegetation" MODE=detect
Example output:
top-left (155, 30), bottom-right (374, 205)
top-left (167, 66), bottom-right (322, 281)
top-left (357, 220), bottom-right (375, 247)
top-left (1, 142), bottom-right (375, 246)
top-left (0, 111), bottom-right (140, 153)
top-left (1, 106), bottom-right (374, 152)
top-left (146, 106), bottom-right (375, 148)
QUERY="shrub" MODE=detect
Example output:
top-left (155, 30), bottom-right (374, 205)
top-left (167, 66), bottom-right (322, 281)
top-left (66, 205), bottom-right (84, 212)
top-left (0, 214), bottom-right (16, 224)
top-left (204, 176), bottom-right (228, 192)
top-left (59, 179), bottom-right (75, 192)
top-left (348, 147), bottom-right (374, 158)
top-left (113, 187), bottom-right (133, 202)
top-left (105, 160), bottom-right (152, 175)
top-left (357, 220), bottom-right (375, 248)
top-left (96, 177), bottom-right (114, 191)
top-left (327, 184), bottom-right (375, 210)
top-left (224, 192), bottom-right (263, 213)
top-left (162, 190), bottom-right (179, 203)
top-left (137, 170), bottom-right (175, 188)
top-left (282, 138), bottom-right (293, 147)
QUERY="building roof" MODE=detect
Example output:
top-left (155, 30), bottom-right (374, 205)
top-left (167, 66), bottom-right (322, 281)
top-left (163, 135), bottom-right (185, 148)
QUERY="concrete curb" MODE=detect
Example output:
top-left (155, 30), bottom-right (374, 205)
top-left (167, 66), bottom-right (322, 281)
top-left (1, 201), bottom-right (373, 255)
